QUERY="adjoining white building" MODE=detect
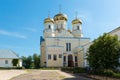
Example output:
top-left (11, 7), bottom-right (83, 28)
top-left (0, 49), bottom-right (22, 68)
top-left (40, 11), bottom-right (91, 67)
top-left (108, 27), bottom-right (120, 38)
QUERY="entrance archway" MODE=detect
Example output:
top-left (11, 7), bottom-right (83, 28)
top-left (68, 55), bottom-right (74, 67)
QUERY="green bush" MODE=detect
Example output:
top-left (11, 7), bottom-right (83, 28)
top-left (61, 67), bottom-right (87, 73)
top-left (103, 69), bottom-right (114, 76)
top-left (94, 69), bottom-right (120, 78)
top-left (73, 67), bottom-right (87, 73)
top-left (113, 72), bottom-right (120, 78)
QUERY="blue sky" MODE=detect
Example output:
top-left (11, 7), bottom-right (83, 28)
top-left (0, 0), bottom-right (120, 57)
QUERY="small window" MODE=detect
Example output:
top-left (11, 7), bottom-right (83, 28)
top-left (53, 54), bottom-right (57, 61)
top-left (48, 54), bottom-right (51, 60)
top-left (64, 56), bottom-right (66, 62)
top-left (5, 60), bottom-right (8, 64)
top-left (77, 26), bottom-right (79, 30)
top-left (48, 25), bottom-right (51, 29)
top-left (59, 54), bottom-right (62, 58)
top-left (69, 43), bottom-right (71, 51)
top-left (75, 56), bottom-right (77, 62)
top-left (66, 43), bottom-right (71, 51)
top-left (66, 43), bottom-right (69, 51)
top-left (61, 24), bottom-right (63, 28)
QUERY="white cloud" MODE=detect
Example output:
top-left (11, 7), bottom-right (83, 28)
top-left (24, 27), bottom-right (37, 32)
top-left (0, 29), bottom-right (27, 39)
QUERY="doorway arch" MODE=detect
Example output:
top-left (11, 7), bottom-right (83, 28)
top-left (68, 55), bottom-right (74, 67)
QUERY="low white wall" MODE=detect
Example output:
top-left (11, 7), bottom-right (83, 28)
top-left (0, 59), bottom-right (13, 67)
top-left (0, 58), bottom-right (22, 67)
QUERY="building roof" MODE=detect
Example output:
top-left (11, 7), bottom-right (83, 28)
top-left (0, 49), bottom-right (19, 59)
top-left (108, 27), bottom-right (120, 34)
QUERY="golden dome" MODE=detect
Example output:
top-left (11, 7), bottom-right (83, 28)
top-left (54, 13), bottom-right (67, 21)
top-left (44, 17), bottom-right (54, 23)
top-left (72, 18), bottom-right (82, 25)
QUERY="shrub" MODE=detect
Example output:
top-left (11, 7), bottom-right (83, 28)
top-left (113, 73), bottom-right (120, 78)
top-left (103, 69), bottom-right (114, 76)
top-left (73, 67), bottom-right (87, 73)
top-left (61, 67), bottom-right (87, 73)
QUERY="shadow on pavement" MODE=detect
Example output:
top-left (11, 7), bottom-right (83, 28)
top-left (62, 73), bottom-right (93, 80)
top-left (62, 77), bottom-right (92, 80)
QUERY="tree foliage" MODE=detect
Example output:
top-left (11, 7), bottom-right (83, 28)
top-left (33, 53), bottom-right (40, 68)
top-left (21, 56), bottom-right (32, 68)
top-left (12, 59), bottom-right (19, 66)
top-left (21, 53), bottom-right (40, 69)
top-left (88, 33), bottom-right (120, 70)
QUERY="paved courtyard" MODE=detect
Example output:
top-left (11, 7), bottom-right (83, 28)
top-left (10, 70), bottom-right (92, 80)
top-left (0, 70), bottom-right (26, 80)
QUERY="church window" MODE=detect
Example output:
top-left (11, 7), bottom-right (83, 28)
top-left (53, 54), bottom-right (57, 60)
top-left (75, 56), bottom-right (77, 62)
top-left (69, 43), bottom-right (71, 51)
top-left (64, 56), bottom-right (66, 62)
top-left (77, 26), bottom-right (79, 30)
top-left (48, 25), bottom-right (51, 29)
top-left (61, 24), bottom-right (63, 28)
top-left (48, 54), bottom-right (51, 60)
top-left (59, 54), bottom-right (62, 58)
top-left (5, 60), bottom-right (8, 64)
top-left (56, 25), bottom-right (58, 29)
top-left (66, 43), bottom-right (71, 51)
top-left (66, 43), bottom-right (69, 51)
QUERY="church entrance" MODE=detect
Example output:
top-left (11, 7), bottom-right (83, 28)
top-left (68, 55), bottom-right (74, 67)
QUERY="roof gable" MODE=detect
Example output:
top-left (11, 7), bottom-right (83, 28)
top-left (0, 49), bottom-right (19, 59)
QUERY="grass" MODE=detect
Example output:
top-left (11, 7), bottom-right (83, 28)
top-left (60, 76), bottom-right (65, 79)
top-left (40, 67), bottom-right (60, 70)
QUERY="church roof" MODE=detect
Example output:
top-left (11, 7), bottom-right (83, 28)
top-left (0, 49), bottom-right (19, 59)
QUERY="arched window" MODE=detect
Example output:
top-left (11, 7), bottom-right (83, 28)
top-left (53, 54), bottom-right (57, 60)
top-left (48, 25), bottom-right (51, 29)
top-left (77, 26), bottom-right (79, 30)
top-left (61, 24), bottom-right (63, 28)
top-left (66, 43), bottom-right (71, 51)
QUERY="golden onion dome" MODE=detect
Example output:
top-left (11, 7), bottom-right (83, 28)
top-left (44, 17), bottom-right (54, 23)
top-left (72, 18), bottom-right (82, 25)
top-left (54, 13), bottom-right (67, 21)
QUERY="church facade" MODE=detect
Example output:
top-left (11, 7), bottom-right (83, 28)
top-left (40, 11), bottom-right (90, 67)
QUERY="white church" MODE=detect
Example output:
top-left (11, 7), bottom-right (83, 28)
top-left (40, 11), bottom-right (91, 67)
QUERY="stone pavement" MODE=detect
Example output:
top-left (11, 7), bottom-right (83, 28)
top-left (0, 70), bottom-right (26, 80)
top-left (10, 70), bottom-right (93, 80)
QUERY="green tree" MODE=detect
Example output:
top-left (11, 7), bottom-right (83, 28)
top-left (88, 33), bottom-right (120, 70)
top-left (26, 56), bottom-right (32, 68)
top-left (12, 59), bottom-right (19, 66)
top-left (21, 56), bottom-right (32, 69)
top-left (33, 53), bottom-right (40, 68)
top-left (21, 56), bottom-right (27, 68)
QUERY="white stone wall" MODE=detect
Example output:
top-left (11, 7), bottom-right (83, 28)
top-left (46, 46), bottom-right (63, 67)
top-left (0, 59), bottom-right (13, 67)
top-left (0, 58), bottom-right (22, 67)
top-left (19, 59), bottom-right (22, 67)
top-left (54, 20), bottom-right (67, 30)
top-left (45, 37), bottom-right (90, 53)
